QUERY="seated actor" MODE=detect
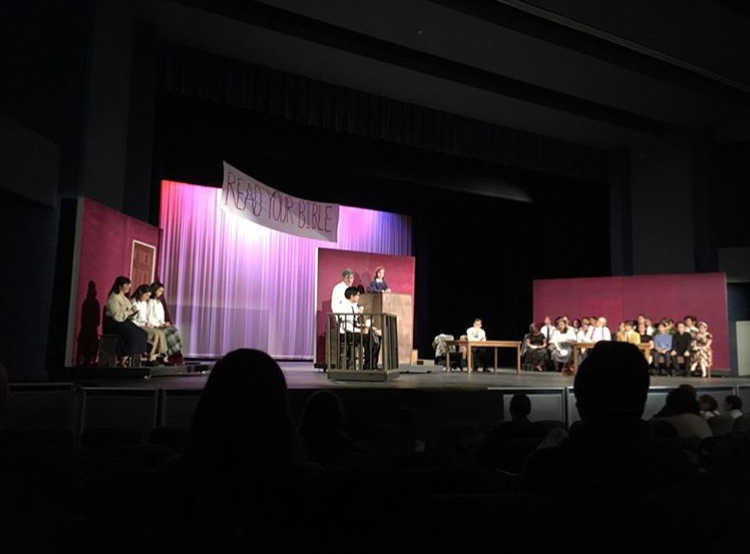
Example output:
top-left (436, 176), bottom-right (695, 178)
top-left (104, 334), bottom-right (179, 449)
top-left (467, 318), bottom-right (491, 372)
top-left (104, 276), bottom-right (148, 367)
top-left (148, 281), bottom-right (184, 365)
top-left (670, 321), bottom-right (693, 376)
top-left (621, 320), bottom-right (641, 345)
top-left (590, 317), bottom-right (611, 343)
top-left (652, 323), bottom-right (673, 374)
top-left (341, 287), bottom-right (380, 369)
top-left (131, 284), bottom-right (168, 365)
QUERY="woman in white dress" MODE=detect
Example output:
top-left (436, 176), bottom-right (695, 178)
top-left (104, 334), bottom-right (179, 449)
top-left (148, 281), bottom-right (184, 364)
top-left (550, 319), bottom-right (577, 372)
top-left (131, 285), bottom-right (168, 365)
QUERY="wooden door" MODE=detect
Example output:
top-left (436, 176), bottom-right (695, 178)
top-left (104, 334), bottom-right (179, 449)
top-left (131, 240), bottom-right (156, 288)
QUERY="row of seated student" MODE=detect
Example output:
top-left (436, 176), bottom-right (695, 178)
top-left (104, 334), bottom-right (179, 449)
top-left (524, 314), bottom-right (713, 377)
top-left (103, 276), bottom-right (184, 367)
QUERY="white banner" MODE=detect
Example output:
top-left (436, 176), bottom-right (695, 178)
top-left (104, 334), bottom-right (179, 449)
top-left (221, 161), bottom-right (339, 242)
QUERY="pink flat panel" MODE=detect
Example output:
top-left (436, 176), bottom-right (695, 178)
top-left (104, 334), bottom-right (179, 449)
top-left (534, 273), bottom-right (730, 370)
top-left (71, 198), bottom-right (161, 365)
top-left (315, 248), bottom-right (415, 363)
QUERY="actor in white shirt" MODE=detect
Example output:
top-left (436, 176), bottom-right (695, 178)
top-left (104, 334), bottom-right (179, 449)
top-left (550, 320), bottom-right (577, 371)
top-left (331, 268), bottom-right (357, 313)
top-left (147, 281), bottom-right (183, 363)
top-left (340, 287), bottom-right (380, 369)
top-left (539, 316), bottom-right (556, 344)
top-left (576, 318), bottom-right (594, 343)
top-left (130, 285), bottom-right (168, 364)
top-left (466, 319), bottom-right (491, 372)
top-left (590, 317), bottom-right (612, 343)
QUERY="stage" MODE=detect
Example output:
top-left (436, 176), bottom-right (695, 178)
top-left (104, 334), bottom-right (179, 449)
top-left (67, 361), bottom-right (748, 391)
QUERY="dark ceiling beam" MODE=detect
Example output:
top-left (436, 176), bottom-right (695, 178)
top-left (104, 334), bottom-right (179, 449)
top-left (427, 0), bottom-right (750, 105)
top-left (174, 0), bottom-right (673, 136)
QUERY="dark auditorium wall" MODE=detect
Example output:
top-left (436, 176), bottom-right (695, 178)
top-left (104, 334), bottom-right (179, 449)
top-left (0, 191), bottom-right (59, 381)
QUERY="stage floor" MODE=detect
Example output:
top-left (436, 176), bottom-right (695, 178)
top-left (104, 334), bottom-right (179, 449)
top-left (73, 362), bottom-right (750, 392)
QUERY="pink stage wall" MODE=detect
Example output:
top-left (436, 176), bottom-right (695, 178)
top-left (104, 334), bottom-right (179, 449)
top-left (70, 198), bottom-right (161, 365)
top-left (315, 248), bottom-right (416, 363)
top-left (533, 273), bottom-right (730, 370)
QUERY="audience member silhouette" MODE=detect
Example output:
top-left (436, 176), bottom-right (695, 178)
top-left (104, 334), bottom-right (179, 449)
top-left (477, 393), bottom-right (547, 469)
top-left (657, 387), bottom-right (712, 440)
top-left (177, 349), bottom-right (312, 552)
top-left (0, 360), bottom-right (9, 429)
top-left (522, 342), bottom-right (696, 515)
top-left (299, 390), bottom-right (355, 458)
top-left (183, 348), bottom-right (306, 474)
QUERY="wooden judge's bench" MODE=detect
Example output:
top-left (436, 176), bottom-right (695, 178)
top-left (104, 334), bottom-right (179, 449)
top-left (358, 293), bottom-right (413, 365)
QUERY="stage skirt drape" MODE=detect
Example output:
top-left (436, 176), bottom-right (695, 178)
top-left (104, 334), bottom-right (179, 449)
top-left (159, 181), bottom-right (411, 359)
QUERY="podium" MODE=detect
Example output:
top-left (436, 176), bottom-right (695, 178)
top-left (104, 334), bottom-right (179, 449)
top-left (359, 293), bottom-right (413, 365)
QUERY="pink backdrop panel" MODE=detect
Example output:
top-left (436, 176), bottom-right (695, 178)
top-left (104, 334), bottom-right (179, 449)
top-left (71, 198), bottom-right (161, 365)
top-left (533, 273), bottom-right (729, 370)
top-left (315, 248), bottom-right (416, 363)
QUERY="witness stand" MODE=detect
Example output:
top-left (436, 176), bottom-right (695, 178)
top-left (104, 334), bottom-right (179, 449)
top-left (325, 312), bottom-right (399, 381)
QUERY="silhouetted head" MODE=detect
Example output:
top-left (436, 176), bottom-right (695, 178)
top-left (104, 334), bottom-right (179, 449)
top-left (299, 391), bottom-right (346, 440)
top-left (698, 394), bottom-right (718, 413)
top-left (666, 387), bottom-right (699, 415)
top-left (86, 280), bottom-right (97, 299)
top-left (186, 349), bottom-right (303, 473)
top-left (509, 393), bottom-right (532, 420)
top-left (725, 395), bottom-right (743, 413)
top-left (574, 342), bottom-right (650, 423)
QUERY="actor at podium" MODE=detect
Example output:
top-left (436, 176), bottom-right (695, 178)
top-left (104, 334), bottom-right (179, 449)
top-left (367, 266), bottom-right (392, 293)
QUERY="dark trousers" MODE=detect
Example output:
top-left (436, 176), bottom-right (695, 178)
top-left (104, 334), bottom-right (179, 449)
top-left (344, 332), bottom-right (380, 369)
top-left (670, 353), bottom-right (691, 375)
top-left (652, 351), bottom-right (672, 372)
top-left (472, 347), bottom-right (491, 370)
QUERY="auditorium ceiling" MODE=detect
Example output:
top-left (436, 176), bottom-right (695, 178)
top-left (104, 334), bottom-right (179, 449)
top-left (135, 0), bottom-right (750, 148)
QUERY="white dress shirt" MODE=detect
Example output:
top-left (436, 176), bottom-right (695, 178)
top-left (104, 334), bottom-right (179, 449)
top-left (590, 326), bottom-right (611, 343)
top-left (540, 325), bottom-right (556, 342)
top-left (466, 327), bottom-right (486, 342)
top-left (577, 328), bottom-right (593, 343)
top-left (147, 299), bottom-right (167, 327)
top-left (340, 302), bottom-right (363, 333)
top-left (132, 300), bottom-right (150, 328)
top-left (331, 281), bottom-right (350, 313)
top-left (551, 329), bottom-right (577, 356)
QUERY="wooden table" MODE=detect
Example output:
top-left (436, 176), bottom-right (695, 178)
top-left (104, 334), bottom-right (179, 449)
top-left (445, 340), bottom-right (522, 374)
top-left (572, 341), bottom-right (653, 374)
